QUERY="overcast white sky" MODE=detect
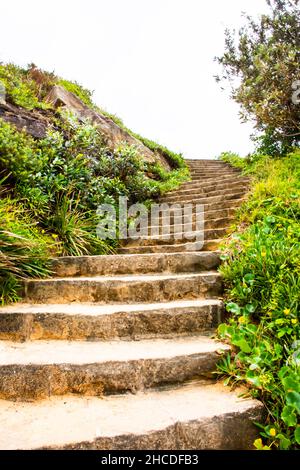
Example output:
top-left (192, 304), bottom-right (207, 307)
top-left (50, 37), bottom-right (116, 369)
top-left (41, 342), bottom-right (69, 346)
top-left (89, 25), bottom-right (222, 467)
top-left (0, 0), bottom-right (269, 159)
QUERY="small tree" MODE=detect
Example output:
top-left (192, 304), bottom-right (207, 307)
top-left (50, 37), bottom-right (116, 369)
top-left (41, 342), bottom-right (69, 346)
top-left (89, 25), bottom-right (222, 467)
top-left (216, 0), bottom-right (300, 154)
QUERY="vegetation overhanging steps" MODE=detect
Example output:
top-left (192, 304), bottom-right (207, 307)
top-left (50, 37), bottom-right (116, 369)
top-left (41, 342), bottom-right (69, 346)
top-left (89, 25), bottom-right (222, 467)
top-left (0, 160), bottom-right (264, 450)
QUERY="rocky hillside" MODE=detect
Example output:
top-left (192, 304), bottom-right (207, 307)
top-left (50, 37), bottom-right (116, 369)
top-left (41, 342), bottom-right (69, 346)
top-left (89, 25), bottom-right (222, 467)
top-left (0, 64), bottom-right (183, 170)
top-left (0, 63), bottom-right (188, 304)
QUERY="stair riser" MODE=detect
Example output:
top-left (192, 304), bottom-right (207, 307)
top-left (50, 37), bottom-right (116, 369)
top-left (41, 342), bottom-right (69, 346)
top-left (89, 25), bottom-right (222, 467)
top-left (134, 214), bottom-right (235, 235)
top-left (191, 175), bottom-right (238, 182)
top-left (161, 189), bottom-right (247, 204)
top-left (44, 406), bottom-right (264, 450)
top-left (178, 177), bottom-right (250, 191)
top-left (119, 239), bottom-right (222, 254)
top-left (150, 194), bottom-right (244, 214)
top-left (0, 351), bottom-right (225, 400)
top-left (0, 304), bottom-right (224, 342)
top-left (146, 207), bottom-right (237, 225)
top-left (190, 170), bottom-right (239, 175)
top-left (187, 163), bottom-right (231, 167)
top-left (123, 228), bottom-right (227, 247)
top-left (136, 200), bottom-right (242, 225)
top-left (145, 217), bottom-right (233, 234)
top-left (23, 275), bottom-right (223, 304)
top-left (52, 252), bottom-right (220, 277)
top-left (166, 182), bottom-right (249, 198)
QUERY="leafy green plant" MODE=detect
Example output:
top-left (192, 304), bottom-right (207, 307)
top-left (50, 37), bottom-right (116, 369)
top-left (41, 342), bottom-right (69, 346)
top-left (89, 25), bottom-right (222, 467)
top-left (0, 63), bottom-right (52, 110)
top-left (0, 62), bottom-right (189, 304)
top-left (217, 150), bottom-right (300, 449)
top-left (0, 193), bottom-right (51, 304)
top-left (48, 194), bottom-right (113, 257)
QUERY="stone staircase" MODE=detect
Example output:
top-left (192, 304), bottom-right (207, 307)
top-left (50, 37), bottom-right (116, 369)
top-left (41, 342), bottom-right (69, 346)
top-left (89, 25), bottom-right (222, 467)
top-left (0, 159), bottom-right (263, 450)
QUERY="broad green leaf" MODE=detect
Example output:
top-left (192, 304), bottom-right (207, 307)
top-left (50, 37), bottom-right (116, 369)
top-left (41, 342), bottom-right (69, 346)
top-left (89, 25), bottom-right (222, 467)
top-left (226, 302), bottom-right (240, 314)
top-left (281, 406), bottom-right (297, 427)
top-left (295, 427), bottom-right (300, 445)
top-left (286, 391), bottom-right (300, 413)
top-left (282, 376), bottom-right (300, 393)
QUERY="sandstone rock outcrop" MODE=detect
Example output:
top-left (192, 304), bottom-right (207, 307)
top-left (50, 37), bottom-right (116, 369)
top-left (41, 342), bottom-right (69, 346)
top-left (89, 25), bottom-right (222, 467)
top-left (46, 86), bottom-right (171, 168)
top-left (0, 101), bottom-right (50, 138)
top-left (0, 85), bottom-right (171, 169)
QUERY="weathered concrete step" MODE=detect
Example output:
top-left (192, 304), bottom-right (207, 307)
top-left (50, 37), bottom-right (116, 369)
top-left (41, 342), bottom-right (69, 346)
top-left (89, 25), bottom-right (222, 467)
top-left (160, 187), bottom-right (247, 203)
top-left (185, 159), bottom-right (233, 168)
top-left (189, 167), bottom-right (232, 171)
top-left (119, 239), bottom-right (222, 254)
top-left (188, 176), bottom-right (248, 186)
top-left (190, 169), bottom-right (239, 175)
top-left (186, 160), bottom-right (232, 167)
top-left (23, 272), bottom-right (223, 304)
top-left (0, 299), bottom-right (224, 341)
top-left (162, 192), bottom-right (244, 206)
top-left (138, 209), bottom-right (238, 235)
top-left (191, 173), bottom-right (240, 180)
top-left (51, 252), bottom-right (220, 277)
top-left (149, 207), bottom-right (238, 226)
top-left (123, 228), bottom-right (227, 247)
top-left (0, 337), bottom-right (229, 400)
top-left (178, 176), bottom-right (250, 191)
top-left (145, 216), bottom-right (233, 235)
top-left (166, 181), bottom-right (249, 198)
top-left (189, 169), bottom-right (237, 175)
top-left (0, 382), bottom-right (264, 449)
top-left (151, 197), bottom-right (245, 219)
top-left (142, 199), bottom-right (243, 221)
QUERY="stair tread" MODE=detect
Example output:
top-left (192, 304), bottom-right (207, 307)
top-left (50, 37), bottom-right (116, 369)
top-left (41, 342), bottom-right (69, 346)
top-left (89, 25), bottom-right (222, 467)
top-left (127, 228), bottom-right (227, 241)
top-left (52, 251), bottom-right (219, 262)
top-left (27, 271), bottom-right (220, 283)
top-left (0, 298), bottom-right (223, 315)
top-left (0, 335), bottom-right (229, 366)
top-left (0, 381), bottom-right (263, 450)
top-left (119, 239), bottom-right (223, 253)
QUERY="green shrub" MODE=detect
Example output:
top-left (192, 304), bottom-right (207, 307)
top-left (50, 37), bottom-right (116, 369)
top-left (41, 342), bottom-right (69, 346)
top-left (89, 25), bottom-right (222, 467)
top-left (48, 194), bottom-right (112, 257)
top-left (0, 115), bottom-right (178, 263)
top-left (0, 193), bottom-right (51, 304)
top-left (0, 63), bottom-right (50, 110)
top-left (217, 150), bottom-right (300, 450)
top-left (0, 62), bottom-right (189, 304)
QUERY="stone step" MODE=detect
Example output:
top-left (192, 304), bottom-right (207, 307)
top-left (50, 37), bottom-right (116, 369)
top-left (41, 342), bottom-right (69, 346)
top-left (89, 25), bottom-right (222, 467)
top-left (119, 239), bottom-right (222, 254)
top-left (190, 168), bottom-right (239, 175)
top-left (23, 272), bottom-right (223, 304)
top-left (187, 162), bottom-right (230, 167)
top-left (189, 167), bottom-right (231, 172)
top-left (166, 181), bottom-right (249, 198)
top-left (0, 299), bottom-right (224, 341)
top-left (146, 216), bottom-right (233, 235)
top-left (138, 200), bottom-right (244, 223)
top-left (178, 176), bottom-right (250, 191)
top-left (0, 381), bottom-right (264, 450)
top-left (150, 196), bottom-right (245, 218)
top-left (160, 187), bottom-right (247, 203)
top-left (136, 207), bottom-right (238, 233)
top-left (201, 198), bottom-right (245, 213)
top-left (186, 160), bottom-right (231, 166)
top-left (191, 173), bottom-right (239, 180)
top-left (148, 207), bottom-right (238, 225)
top-left (0, 336), bottom-right (229, 400)
top-left (123, 228), bottom-right (227, 247)
top-left (164, 191), bottom-right (245, 206)
top-left (51, 252), bottom-right (220, 277)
